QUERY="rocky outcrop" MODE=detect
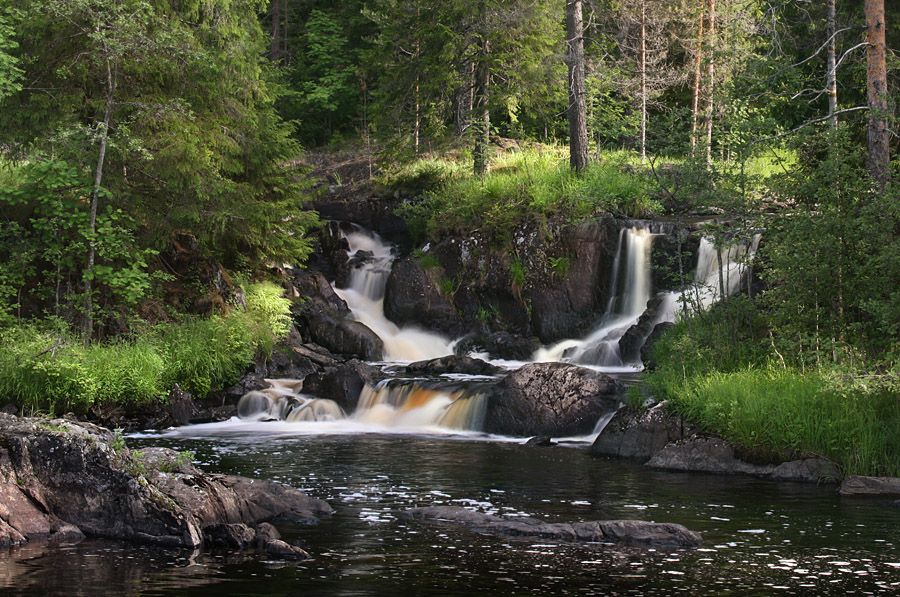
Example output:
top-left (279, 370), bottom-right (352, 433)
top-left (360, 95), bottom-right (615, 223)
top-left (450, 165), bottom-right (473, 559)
top-left (383, 256), bottom-right (465, 337)
top-left (838, 475), bottom-right (900, 497)
top-left (401, 506), bottom-right (702, 548)
top-left (591, 402), bottom-right (695, 462)
top-left (0, 414), bottom-right (331, 555)
top-left (290, 270), bottom-right (384, 360)
top-left (405, 355), bottom-right (502, 377)
top-left (484, 362), bottom-right (622, 437)
top-left (647, 437), bottom-right (840, 483)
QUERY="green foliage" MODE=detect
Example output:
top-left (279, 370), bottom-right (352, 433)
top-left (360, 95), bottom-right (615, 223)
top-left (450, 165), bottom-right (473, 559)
top-left (0, 159), bottom-right (155, 326)
top-left (0, 280), bottom-right (294, 413)
top-left (548, 255), bottom-right (571, 279)
top-left (394, 148), bottom-right (660, 246)
top-left (658, 365), bottom-right (900, 477)
top-left (508, 258), bottom-right (525, 288)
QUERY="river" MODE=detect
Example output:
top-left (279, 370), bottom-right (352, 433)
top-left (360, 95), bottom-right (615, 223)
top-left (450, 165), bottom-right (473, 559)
top-left (3, 425), bottom-right (899, 595)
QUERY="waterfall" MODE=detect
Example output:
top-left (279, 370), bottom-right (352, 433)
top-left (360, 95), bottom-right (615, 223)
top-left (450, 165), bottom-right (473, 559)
top-left (534, 226), bottom-right (655, 370)
top-left (534, 226), bottom-right (760, 371)
top-left (237, 378), bottom-right (488, 432)
top-left (655, 234), bottom-right (761, 324)
top-left (334, 229), bottom-right (455, 362)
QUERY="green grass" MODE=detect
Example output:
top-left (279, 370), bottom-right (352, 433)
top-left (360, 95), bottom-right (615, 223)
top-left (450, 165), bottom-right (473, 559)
top-left (655, 365), bottom-right (900, 477)
top-left (645, 297), bottom-right (900, 477)
top-left (392, 147), bottom-right (661, 245)
top-left (0, 282), bottom-right (292, 414)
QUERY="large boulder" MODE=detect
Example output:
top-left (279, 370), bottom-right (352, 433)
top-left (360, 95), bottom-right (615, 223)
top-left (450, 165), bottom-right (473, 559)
top-left (838, 476), bottom-right (900, 497)
top-left (301, 359), bottom-right (386, 413)
top-left (383, 255), bottom-right (465, 337)
top-left (484, 362), bottom-right (622, 437)
top-left (401, 506), bottom-right (702, 548)
top-left (0, 414), bottom-right (331, 552)
top-left (291, 270), bottom-right (384, 360)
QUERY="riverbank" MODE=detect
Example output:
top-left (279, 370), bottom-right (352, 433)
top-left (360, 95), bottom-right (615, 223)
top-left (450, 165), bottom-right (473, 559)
top-left (0, 412), bottom-right (330, 556)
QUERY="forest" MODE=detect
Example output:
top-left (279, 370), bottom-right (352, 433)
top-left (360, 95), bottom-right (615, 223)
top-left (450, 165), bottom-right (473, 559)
top-left (0, 0), bottom-right (898, 472)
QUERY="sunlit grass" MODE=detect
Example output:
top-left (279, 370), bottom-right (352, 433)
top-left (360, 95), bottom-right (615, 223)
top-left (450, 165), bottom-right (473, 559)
top-left (0, 283), bottom-right (292, 414)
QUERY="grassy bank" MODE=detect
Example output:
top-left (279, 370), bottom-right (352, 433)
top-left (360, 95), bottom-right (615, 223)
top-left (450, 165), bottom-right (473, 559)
top-left (646, 303), bottom-right (900, 477)
top-left (0, 282), bottom-right (291, 415)
top-left (390, 147), bottom-right (660, 245)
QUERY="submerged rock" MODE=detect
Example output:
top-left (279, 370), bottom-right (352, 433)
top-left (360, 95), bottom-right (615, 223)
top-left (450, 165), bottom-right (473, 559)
top-left (839, 476), bottom-right (900, 497)
top-left (484, 362), bottom-right (622, 437)
top-left (0, 414), bottom-right (331, 554)
top-left (454, 331), bottom-right (540, 361)
top-left (401, 506), bottom-right (702, 548)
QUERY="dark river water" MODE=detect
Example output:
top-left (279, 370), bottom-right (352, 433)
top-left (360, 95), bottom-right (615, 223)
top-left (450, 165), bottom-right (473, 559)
top-left (3, 422), bottom-right (900, 596)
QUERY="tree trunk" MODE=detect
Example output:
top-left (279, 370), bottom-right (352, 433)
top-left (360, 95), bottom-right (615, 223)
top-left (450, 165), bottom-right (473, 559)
top-left (270, 0), bottom-right (281, 62)
top-left (703, 0), bottom-right (716, 166)
top-left (473, 38), bottom-right (491, 176)
top-left (455, 61), bottom-right (474, 137)
top-left (639, 0), bottom-right (647, 163)
top-left (865, 0), bottom-right (890, 189)
top-left (826, 0), bottom-right (837, 128)
top-left (83, 55), bottom-right (117, 341)
top-left (690, 0), bottom-right (705, 155)
top-left (566, 0), bottom-right (588, 171)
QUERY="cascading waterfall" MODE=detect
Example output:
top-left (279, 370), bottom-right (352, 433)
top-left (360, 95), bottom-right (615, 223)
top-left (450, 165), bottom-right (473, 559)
top-left (237, 378), bottom-right (488, 432)
top-left (333, 229), bottom-right (455, 362)
top-left (534, 226), bottom-right (655, 370)
top-left (654, 234), bottom-right (762, 324)
top-left (535, 226), bottom-right (760, 371)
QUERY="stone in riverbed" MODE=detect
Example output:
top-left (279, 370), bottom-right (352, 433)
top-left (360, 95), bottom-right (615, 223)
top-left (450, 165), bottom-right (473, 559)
top-left (839, 475), bottom-right (900, 497)
top-left (591, 402), bottom-right (695, 462)
top-left (484, 362), bottom-right (622, 437)
top-left (405, 355), bottom-right (502, 377)
top-left (401, 506), bottom-right (702, 548)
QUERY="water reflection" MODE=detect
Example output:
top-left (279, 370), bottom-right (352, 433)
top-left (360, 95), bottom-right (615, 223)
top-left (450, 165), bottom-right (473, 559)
top-left (3, 434), bottom-right (900, 595)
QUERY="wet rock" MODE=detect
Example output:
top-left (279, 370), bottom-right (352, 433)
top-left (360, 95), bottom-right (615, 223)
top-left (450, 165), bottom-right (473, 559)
top-left (383, 255), bottom-right (465, 337)
top-left (405, 355), bottom-right (502, 377)
top-left (617, 295), bottom-right (667, 364)
top-left (0, 414), bottom-right (331, 552)
top-left (640, 322), bottom-right (675, 370)
top-left (401, 506), bottom-right (702, 548)
top-left (524, 436), bottom-right (556, 447)
top-left (454, 331), bottom-right (540, 361)
top-left (204, 523), bottom-right (257, 549)
top-left (290, 270), bottom-right (384, 360)
top-left (484, 362), bottom-right (622, 437)
top-left (301, 359), bottom-right (386, 413)
top-left (647, 437), bottom-right (839, 483)
top-left (591, 402), bottom-right (695, 462)
top-left (838, 476), bottom-right (900, 497)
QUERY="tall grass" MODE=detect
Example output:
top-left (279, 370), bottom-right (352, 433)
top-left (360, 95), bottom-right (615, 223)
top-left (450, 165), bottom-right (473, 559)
top-left (646, 298), bottom-right (900, 477)
top-left (656, 366), bottom-right (900, 477)
top-left (0, 282), bottom-right (292, 414)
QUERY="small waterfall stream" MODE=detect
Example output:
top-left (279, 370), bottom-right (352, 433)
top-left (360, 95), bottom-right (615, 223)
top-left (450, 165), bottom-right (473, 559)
top-left (333, 229), bottom-right (456, 362)
top-left (534, 227), bottom-right (655, 370)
